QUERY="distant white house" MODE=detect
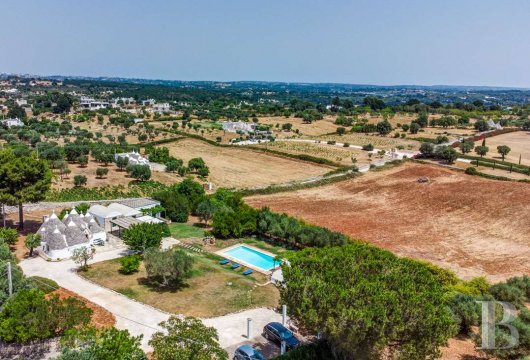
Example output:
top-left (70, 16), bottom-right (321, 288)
top-left (15, 99), bottom-right (28, 107)
top-left (487, 119), bottom-right (503, 130)
top-left (222, 121), bottom-right (255, 133)
top-left (114, 150), bottom-right (150, 166)
top-left (111, 97), bottom-right (135, 106)
top-left (79, 96), bottom-right (110, 110)
top-left (142, 99), bottom-right (156, 106)
top-left (0, 118), bottom-right (24, 128)
top-left (152, 103), bottom-right (170, 113)
top-left (37, 209), bottom-right (106, 260)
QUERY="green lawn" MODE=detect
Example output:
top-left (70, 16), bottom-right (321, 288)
top-left (81, 251), bottom-right (280, 317)
top-left (168, 223), bottom-right (205, 239)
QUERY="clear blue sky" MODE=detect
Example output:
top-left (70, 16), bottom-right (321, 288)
top-left (2, 0), bottom-right (530, 87)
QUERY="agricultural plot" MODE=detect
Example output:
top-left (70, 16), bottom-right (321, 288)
top-left (52, 159), bottom-right (180, 190)
top-left (160, 138), bottom-right (332, 188)
top-left (473, 131), bottom-right (530, 166)
top-left (150, 120), bottom-right (241, 144)
top-left (407, 127), bottom-right (476, 142)
top-left (255, 140), bottom-right (372, 166)
top-left (246, 162), bottom-right (530, 282)
top-left (313, 133), bottom-right (420, 150)
top-left (258, 115), bottom-right (339, 137)
top-left (73, 117), bottom-right (169, 144)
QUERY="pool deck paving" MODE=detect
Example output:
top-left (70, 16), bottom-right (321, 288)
top-left (216, 243), bottom-right (282, 275)
top-left (20, 242), bottom-right (286, 353)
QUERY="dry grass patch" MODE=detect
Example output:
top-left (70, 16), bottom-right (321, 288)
top-left (255, 141), bottom-right (372, 166)
top-left (81, 254), bottom-right (279, 318)
top-left (473, 131), bottom-right (530, 166)
top-left (258, 115), bottom-right (339, 137)
top-left (313, 133), bottom-right (419, 150)
top-left (159, 138), bottom-right (331, 188)
top-left (52, 159), bottom-right (180, 190)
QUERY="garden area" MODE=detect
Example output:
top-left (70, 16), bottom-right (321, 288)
top-left (168, 222), bottom-right (206, 239)
top-left (80, 250), bottom-right (279, 317)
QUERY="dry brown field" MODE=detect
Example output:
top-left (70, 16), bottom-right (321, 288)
top-left (255, 140), bottom-right (373, 166)
top-left (473, 131), bottom-right (530, 166)
top-left (51, 159), bottom-right (180, 190)
top-left (159, 138), bottom-right (332, 189)
top-left (150, 120), bottom-right (241, 143)
top-left (313, 132), bottom-right (420, 150)
top-left (246, 162), bottom-right (530, 282)
top-left (258, 115), bottom-right (339, 137)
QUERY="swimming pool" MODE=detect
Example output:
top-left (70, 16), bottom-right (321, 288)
top-left (222, 245), bottom-right (281, 272)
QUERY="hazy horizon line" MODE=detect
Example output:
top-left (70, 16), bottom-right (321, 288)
top-left (2, 71), bottom-right (529, 91)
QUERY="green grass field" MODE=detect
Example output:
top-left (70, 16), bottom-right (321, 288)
top-left (168, 223), bottom-right (206, 239)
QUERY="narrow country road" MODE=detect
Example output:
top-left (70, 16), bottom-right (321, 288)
top-left (19, 248), bottom-right (284, 352)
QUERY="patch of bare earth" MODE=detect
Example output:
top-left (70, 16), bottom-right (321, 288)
top-left (246, 163), bottom-right (530, 282)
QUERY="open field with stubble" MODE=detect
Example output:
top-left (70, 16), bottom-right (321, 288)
top-left (160, 138), bottom-right (333, 188)
top-left (254, 140), bottom-right (373, 166)
top-left (313, 132), bottom-right (420, 150)
top-left (246, 162), bottom-right (530, 282)
top-left (473, 130), bottom-right (530, 166)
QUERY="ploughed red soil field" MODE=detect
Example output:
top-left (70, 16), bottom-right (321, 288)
top-left (246, 163), bottom-right (530, 283)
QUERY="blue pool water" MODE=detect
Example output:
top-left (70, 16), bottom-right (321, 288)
top-left (223, 245), bottom-right (281, 271)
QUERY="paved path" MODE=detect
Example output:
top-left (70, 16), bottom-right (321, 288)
top-left (20, 247), bottom-right (283, 352)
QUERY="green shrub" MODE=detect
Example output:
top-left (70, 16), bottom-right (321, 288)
top-left (0, 289), bottom-right (91, 343)
top-left (28, 276), bottom-right (59, 294)
top-left (119, 255), bottom-right (142, 274)
top-left (362, 143), bottom-right (374, 151)
top-left (489, 283), bottom-right (526, 308)
top-left (449, 293), bottom-right (480, 333)
top-left (465, 166), bottom-right (478, 175)
top-left (0, 228), bottom-right (18, 245)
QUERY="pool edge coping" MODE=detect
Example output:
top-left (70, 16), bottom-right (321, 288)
top-left (215, 243), bottom-right (281, 275)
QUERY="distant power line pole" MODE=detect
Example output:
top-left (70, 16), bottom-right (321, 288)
top-left (7, 262), bottom-right (13, 296)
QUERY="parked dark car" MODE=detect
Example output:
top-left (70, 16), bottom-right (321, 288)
top-left (233, 345), bottom-right (265, 360)
top-left (263, 322), bottom-right (300, 350)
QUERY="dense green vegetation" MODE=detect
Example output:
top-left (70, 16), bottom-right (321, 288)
top-left (281, 244), bottom-right (456, 359)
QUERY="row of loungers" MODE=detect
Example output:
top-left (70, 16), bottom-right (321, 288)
top-left (219, 259), bottom-right (254, 275)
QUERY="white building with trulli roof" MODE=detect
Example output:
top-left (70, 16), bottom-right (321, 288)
top-left (37, 209), bottom-right (106, 260)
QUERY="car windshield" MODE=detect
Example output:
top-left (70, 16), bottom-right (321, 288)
top-left (280, 330), bottom-right (293, 339)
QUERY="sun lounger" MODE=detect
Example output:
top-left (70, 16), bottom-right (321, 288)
top-left (231, 263), bottom-right (241, 269)
top-left (219, 259), bottom-right (230, 265)
top-left (242, 269), bottom-right (253, 276)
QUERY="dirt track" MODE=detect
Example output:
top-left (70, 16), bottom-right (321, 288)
top-left (246, 163), bottom-right (530, 282)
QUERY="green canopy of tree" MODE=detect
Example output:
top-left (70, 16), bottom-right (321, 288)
top-left (0, 228), bottom-right (18, 246)
top-left (126, 164), bottom-right (152, 182)
top-left (56, 326), bottom-right (146, 360)
top-left (474, 145), bottom-right (489, 157)
top-left (122, 222), bottom-right (169, 253)
top-left (24, 232), bottom-right (41, 257)
top-left (0, 149), bottom-right (52, 229)
top-left (497, 145), bottom-right (511, 161)
top-left (144, 248), bottom-right (194, 287)
top-left (280, 244), bottom-right (456, 359)
top-left (0, 288), bottom-right (92, 344)
top-left (149, 316), bottom-right (228, 360)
